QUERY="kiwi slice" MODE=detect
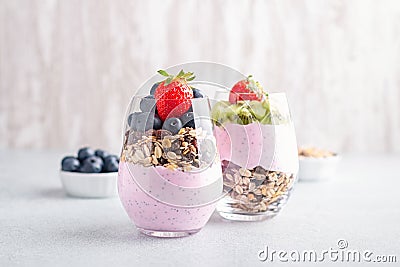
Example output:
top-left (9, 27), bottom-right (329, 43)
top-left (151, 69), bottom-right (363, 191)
top-left (248, 100), bottom-right (269, 121)
top-left (237, 106), bottom-right (256, 125)
top-left (212, 98), bottom-right (286, 125)
top-left (211, 101), bottom-right (230, 124)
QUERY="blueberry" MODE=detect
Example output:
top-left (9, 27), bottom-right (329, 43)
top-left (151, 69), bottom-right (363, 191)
top-left (80, 156), bottom-right (103, 173)
top-left (61, 157), bottom-right (80, 172)
top-left (136, 112), bottom-right (154, 132)
top-left (95, 149), bottom-right (109, 160)
top-left (140, 95), bottom-right (156, 113)
top-left (180, 112), bottom-right (195, 128)
top-left (104, 158), bottom-right (119, 172)
top-left (192, 88), bottom-right (204, 98)
top-left (77, 147), bottom-right (95, 161)
top-left (162, 117), bottom-right (182, 134)
top-left (150, 82), bottom-right (160, 96)
top-left (129, 112), bottom-right (161, 132)
top-left (127, 112), bottom-right (140, 130)
top-left (103, 155), bottom-right (119, 172)
top-left (104, 155), bottom-right (119, 164)
top-left (61, 156), bottom-right (75, 165)
top-left (153, 114), bottom-right (162, 130)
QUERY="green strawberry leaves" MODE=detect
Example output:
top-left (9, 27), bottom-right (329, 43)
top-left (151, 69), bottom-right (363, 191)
top-left (245, 75), bottom-right (268, 99)
top-left (157, 69), bottom-right (196, 85)
top-left (157, 70), bottom-right (170, 77)
top-left (165, 77), bottom-right (174, 85)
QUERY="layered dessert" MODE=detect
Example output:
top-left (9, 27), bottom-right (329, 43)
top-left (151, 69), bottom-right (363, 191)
top-left (118, 70), bottom-right (222, 236)
top-left (211, 76), bottom-right (298, 220)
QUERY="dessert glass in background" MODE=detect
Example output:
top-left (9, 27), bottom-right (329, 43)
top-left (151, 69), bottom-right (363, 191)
top-left (118, 66), bottom-right (230, 237)
top-left (212, 90), bottom-right (299, 221)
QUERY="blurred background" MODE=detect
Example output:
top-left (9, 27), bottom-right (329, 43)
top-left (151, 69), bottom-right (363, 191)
top-left (1, 0), bottom-right (400, 153)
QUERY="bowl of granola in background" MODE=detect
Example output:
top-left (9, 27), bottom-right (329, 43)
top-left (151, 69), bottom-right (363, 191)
top-left (298, 147), bottom-right (340, 181)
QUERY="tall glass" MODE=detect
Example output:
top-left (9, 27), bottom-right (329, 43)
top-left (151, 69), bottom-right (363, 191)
top-left (118, 95), bottom-right (223, 237)
top-left (212, 92), bottom-right (299, 221)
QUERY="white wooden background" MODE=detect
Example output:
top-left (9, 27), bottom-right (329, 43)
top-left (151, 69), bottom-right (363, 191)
top-left (1, 0), bottom-right (400, 153)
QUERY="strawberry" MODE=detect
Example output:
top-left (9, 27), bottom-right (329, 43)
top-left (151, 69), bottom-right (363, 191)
top-left (229, 75), bottom-right (266, 104)
top-left (155, 69), bottom-right (195, 121)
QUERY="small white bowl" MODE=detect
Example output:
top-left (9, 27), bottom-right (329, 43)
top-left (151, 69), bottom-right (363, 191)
top-left (60, 171), bottom-right (118, 198)
top-left (298, 155), bottom-right (341, 182)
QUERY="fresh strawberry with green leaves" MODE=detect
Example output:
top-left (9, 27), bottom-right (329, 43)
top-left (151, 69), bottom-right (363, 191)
top-left (229, 75), bottom-right (267, 104)
top-left (155, 69), bottom-right (195, 121)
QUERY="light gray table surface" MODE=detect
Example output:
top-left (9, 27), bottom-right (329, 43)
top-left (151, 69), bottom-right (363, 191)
top-left (0, 150), bottom-right (399, 267)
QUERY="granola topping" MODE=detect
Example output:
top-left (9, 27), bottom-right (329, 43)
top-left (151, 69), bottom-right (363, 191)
top-left (121, 127), bottom-right (217, 172)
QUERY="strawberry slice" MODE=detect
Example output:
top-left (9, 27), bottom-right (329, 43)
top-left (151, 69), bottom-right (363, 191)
top-left (229, 75), bottom-right (266, 104)
top-left (155, 70), bottom-right (195, 121)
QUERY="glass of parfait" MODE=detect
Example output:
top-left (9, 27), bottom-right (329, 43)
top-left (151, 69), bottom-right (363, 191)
top-left (211, 78), bottom-right (299, 221)
top-left (118, 69), bottom-right (223, 237)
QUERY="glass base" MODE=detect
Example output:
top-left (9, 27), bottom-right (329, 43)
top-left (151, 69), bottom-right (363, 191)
top-left (137, 227), bottom-right (201, 238)
top-left (217, 211), bottom-right (278, 222)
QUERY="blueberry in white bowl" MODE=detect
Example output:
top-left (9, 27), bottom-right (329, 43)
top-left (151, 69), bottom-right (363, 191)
top-left (104, 157), bottom-right (119, 172)
top-left (80, 156), bottom-right (103, 173)
top-left (77, 147), bottom-right (95, 161)
top-left (61, 157), bottom-right (80, 172)
top-left (95, 149), bottom-right (109, 159)
top-left (60, 147), bottom-right (119, 198)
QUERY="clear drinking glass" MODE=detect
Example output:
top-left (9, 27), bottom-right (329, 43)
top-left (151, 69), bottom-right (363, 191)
top-left (118, 95), bottom-right (223, 237)
top-left (212, 92), bottom-right (299, 221)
